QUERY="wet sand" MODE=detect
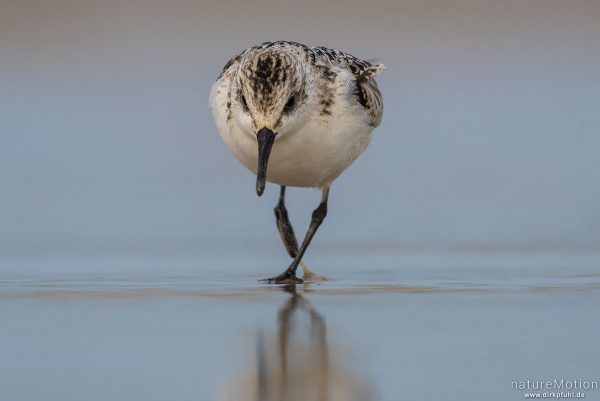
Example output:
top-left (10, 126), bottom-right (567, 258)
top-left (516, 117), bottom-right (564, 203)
top-left (1, 247), bottom-right (599, 400)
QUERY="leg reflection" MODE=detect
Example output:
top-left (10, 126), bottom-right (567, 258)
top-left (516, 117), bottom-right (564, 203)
top-left (219, 287), bottom-right (376, 401)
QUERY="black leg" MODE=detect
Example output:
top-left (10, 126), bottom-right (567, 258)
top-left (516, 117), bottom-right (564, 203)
top-left (264, 188), bottom-right (329, 284)
top-left (274, 186), bottom-right (300, 258)
top-left (274, 186), bottom-right (321, 281)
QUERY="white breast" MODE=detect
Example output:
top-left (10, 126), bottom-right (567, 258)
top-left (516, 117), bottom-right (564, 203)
top-left (210, 69), bottom-right (375, 189)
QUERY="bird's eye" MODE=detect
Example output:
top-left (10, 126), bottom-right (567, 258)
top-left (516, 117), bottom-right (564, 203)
top-left (240, 93), bottom-right (249, 112)
top-left (283, 94), bottom-right (297, 113)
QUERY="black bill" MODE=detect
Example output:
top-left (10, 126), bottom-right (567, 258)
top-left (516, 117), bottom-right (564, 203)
top-left (255, 127), bottom-right (277, 196)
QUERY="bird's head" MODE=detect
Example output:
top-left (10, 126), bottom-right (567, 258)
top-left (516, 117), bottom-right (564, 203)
top-left (231, 48), bottom-right (314, 196)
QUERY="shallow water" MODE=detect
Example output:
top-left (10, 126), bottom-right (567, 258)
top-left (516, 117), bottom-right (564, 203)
top-left (1, 248), bottom-right (600, 401)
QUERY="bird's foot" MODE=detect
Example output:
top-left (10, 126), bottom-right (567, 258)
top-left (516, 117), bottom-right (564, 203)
top-left (300, 261), bottom-right (328, 283)
top-left (261, 269), bottom-right (303, 284)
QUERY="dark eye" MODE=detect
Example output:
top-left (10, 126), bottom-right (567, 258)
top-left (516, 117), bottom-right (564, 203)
top-left (283, 94), bottom-right (297, 113)
top-left (240, 93), bottom-right (249, 111)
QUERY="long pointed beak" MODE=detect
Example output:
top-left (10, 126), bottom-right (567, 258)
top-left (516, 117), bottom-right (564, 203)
top-left (256, 127), bottom-right (277, 196)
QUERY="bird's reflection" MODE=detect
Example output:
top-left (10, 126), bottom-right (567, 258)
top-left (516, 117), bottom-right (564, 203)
top-left (218, 285), bottom-right (376, 401)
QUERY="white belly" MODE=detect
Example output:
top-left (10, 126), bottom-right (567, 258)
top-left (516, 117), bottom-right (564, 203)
top-left (219, 113), bottom-right (373, 189)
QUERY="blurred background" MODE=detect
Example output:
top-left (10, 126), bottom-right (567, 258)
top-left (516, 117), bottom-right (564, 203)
top-left (3, 3), bottom-right (600, 401)
top-left (1, 0), bottom-right (599, 257)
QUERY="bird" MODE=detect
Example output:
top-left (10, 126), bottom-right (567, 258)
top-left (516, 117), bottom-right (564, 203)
top-left (209, 41), bottom-right (384, 284)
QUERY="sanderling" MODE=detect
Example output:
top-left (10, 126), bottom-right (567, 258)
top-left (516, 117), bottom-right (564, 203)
top-left (209, 41), bottom-right (384, 284)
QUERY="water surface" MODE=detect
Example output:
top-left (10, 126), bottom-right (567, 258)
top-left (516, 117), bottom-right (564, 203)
top-left (1, 248), bottom-right (599, 401)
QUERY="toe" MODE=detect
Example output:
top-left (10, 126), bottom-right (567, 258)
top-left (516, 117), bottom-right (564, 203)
top-left (261, 271), bottom-right (302, 284)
